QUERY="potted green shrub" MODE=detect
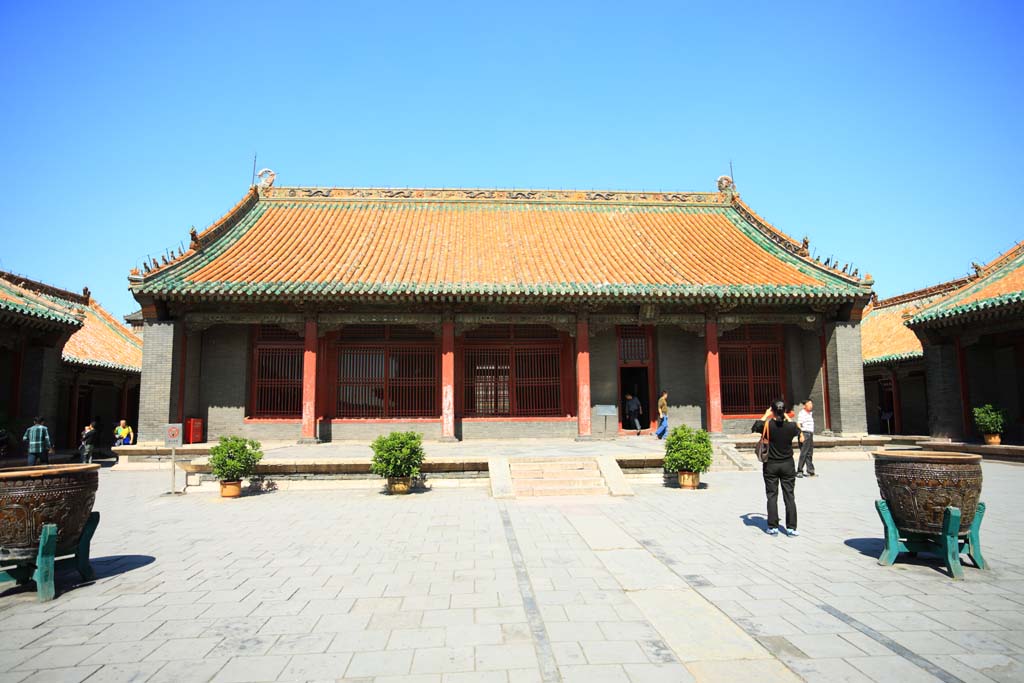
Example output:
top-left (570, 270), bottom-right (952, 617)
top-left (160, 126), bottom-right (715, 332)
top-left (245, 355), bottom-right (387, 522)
top-left (370, 431), bottom-right (425, 494)
top-left (208, 436), bottom-right (264, 498)
top-left (663, 425), bottom-right (713, 489)
top-left (973, 404), bottom-right (1006, 445)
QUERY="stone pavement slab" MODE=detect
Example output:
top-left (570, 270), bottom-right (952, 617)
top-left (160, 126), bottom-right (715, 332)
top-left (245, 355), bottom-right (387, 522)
top-left (3, 460), bottom-right (1024, 682)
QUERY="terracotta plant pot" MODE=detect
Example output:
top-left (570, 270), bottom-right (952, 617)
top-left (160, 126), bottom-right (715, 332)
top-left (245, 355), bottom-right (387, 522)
top-left (0, 463), bottom-right (100, 563)
top-left (220, 481), bottom-right (242, 498)
top-left (872, 450), bottom-right (982, 536)
top-left (677, 471), bottom-right (700, 490)
top-left (387, 477), bottom-right (412, 495)
top-left (983, 433), bottom-right (1001, 446)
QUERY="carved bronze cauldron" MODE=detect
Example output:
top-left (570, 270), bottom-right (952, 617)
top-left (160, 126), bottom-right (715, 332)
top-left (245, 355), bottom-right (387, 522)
top-left (0, 464), bottom-right (100, 563)
top-left (873, 451), bottom-right (982, 536)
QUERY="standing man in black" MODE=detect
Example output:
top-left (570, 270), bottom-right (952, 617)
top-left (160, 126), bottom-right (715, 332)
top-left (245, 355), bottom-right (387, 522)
top-left (752, 400), bottom-right (800, 537)
top-left (624, 393), bottom-right (642, 435)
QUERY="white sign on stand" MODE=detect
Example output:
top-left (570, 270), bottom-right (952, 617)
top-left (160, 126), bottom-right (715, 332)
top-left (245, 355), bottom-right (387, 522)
top-left (165, 423), bottom-right (183, 494)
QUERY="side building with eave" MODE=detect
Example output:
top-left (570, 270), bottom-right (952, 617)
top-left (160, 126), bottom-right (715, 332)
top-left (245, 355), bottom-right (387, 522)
top-left (862, 241), bottom-right (1024, 443)
top-left (0, 272), bottom-right (143, 456)
top-left (860, 277), bottom-right (973, 436)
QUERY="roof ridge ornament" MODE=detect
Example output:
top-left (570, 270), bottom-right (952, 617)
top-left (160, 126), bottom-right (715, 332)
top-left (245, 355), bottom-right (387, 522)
top-left (256, 168), bottom-right (276, 194)
top-left (716, 175), bottom-right (736, 196)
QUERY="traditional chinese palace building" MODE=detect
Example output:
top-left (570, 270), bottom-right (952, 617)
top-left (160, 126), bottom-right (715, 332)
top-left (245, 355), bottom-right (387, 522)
top-left (0, 272), bottom-right (142, 453)
top-left (862, 241), bottom-right (1024, 442)
top-left (129, 175), bottom-right (872, 444)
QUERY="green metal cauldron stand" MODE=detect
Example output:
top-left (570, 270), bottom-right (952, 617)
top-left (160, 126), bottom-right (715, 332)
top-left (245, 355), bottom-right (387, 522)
top-left (0, 511), bottom-right (100, 601)
top-left (875, 500), bottom-right (987, 580)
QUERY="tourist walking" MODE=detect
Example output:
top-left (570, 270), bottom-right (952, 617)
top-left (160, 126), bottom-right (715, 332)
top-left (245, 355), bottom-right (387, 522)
top-left (80, 421), bottom-right (98, 463)
top-left (797, 399), bottom-right (815, 478)
top-left (114, 419), bottom-right (134, 446)
top-left (752, 400), bottom-right (799, 536)
top-left (22, 416), bottom-right (53, 466)
top-left (654, 390), bottom-right (669, 439)
top-left (624, 393), bottom-right (642, 435)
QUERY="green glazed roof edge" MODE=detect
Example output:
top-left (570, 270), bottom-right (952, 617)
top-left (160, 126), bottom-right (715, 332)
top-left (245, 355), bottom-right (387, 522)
top-left (62, 354), bottom-right (141, 373)
top-left (863, 351), bottom-right (924, 367)
top-left (908, 248), bottom-right (1024, 325)
top-left (0, 296), bottom-right (82, 326)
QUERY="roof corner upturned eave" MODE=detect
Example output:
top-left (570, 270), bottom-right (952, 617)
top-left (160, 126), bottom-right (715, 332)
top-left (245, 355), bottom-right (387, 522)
top-left (728, 195), bottom-right (870, 295)
top-left (907, 240), bottom-right (1024, 329)
top-left (129, 186), bottom-right (261, 296)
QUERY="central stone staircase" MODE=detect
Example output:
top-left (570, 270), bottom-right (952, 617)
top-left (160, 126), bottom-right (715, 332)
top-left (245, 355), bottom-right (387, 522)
top-left (508, 457), bottom-right (610, 496)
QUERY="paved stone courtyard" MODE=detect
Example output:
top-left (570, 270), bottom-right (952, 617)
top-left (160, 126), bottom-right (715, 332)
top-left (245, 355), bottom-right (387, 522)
top-left (3, 459), bottom-right (1024, 683)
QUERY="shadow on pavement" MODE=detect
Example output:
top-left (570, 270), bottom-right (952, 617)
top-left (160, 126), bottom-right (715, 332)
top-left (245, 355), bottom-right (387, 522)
top-left (740, 513), bottom-right (768, 531)
top-left (0, 554), bottom-right (155, 600)
top-left (844, 537), bottom-right (884, 557)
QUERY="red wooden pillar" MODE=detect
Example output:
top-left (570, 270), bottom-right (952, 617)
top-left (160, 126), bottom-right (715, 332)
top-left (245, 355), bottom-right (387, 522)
top-left (576, 317), bottom-right (591, 437)
top-left (68, 373), bottom-right (80, 447)
top-left (705, 318), bottom-right (723, 433)
top-left (441, 320), bottom-right (456, 440)
top-left (301, 318), bottom-right (319, 442)
top-left (889, 369), bottom-right (903, 435)
top-left (176, 327), bottom-right (188, 422)
top-left (119, 382), bottom-right (129, 421)
top-left (10, 345), bottom-right (23, 419)
top-left (955, 336), bottom-right (972, 438)
top-left (819, 326), bottom-right (833, 431)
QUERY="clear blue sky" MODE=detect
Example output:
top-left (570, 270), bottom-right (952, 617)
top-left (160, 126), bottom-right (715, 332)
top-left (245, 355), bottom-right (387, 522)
top-left (2, 1), bottom-right (1021, 318)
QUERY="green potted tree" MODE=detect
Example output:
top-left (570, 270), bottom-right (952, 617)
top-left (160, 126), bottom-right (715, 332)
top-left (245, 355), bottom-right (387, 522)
top-left (370, 431), bottom-right (425, 494)
top-left (208, 436), bottom-right (264, 498)
top-left (973, 404), bottom-right (1006, 445)
top-left (663, 425), bottom-right (713, 489)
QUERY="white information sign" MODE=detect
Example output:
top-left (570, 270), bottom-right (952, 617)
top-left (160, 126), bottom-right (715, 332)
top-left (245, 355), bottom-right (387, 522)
top-left (165, 423), bottom-right (183, 448)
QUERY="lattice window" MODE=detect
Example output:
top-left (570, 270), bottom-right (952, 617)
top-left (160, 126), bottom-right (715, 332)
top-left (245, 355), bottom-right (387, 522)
top-left (463, 345), bottom-right (562, 417)
top-left (719, 325), bottom-right (785, 415)
top-left (618, 326), bottom-right (649, 363)
top-left (336, 344), bottom-right (437, 418)
top-left (251, 333), bottom-right (303, 418)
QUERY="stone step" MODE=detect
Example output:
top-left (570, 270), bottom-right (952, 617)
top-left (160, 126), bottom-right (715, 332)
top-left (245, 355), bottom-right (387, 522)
top-left (513, 477), bottom-right (606, 489)
top-left (508, 456), bottom-right (610, 497)
top-left (508, 460), bottom-right (599, 471)
top-left (506, 468), bottom-right (602, 480)
top-left (513, 486), bottom-right (610, 497)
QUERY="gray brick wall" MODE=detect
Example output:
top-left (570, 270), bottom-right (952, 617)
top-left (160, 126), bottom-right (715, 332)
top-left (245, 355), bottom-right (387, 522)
top-left (786, 328), bottom-right (825, 424)
top-left (825, 321), bottom-right (868, 435)
top-left (589, 329), bottom-right (618, 436)
top-left (656, 327), bottom-right (705, 429)
top-left (965, 343), bottom-right (1022, 442)
top-left (138, 321), bottom-right (180, 444)
top-left (923, 342), bottom-right (963, 439)
top-left (901, 372), bottom-right (928, 436)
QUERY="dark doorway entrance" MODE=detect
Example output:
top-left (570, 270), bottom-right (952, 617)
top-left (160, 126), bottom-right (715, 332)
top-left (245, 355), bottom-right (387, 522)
top-left (620, 367), bottom-right (651, 430)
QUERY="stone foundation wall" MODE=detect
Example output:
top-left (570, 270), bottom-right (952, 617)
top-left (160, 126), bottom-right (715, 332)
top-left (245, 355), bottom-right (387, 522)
top-left (459, 420), bottom-right (577, 440)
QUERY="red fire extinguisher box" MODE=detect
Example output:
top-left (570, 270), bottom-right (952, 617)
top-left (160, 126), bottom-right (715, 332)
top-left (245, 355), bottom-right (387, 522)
top-left (185, 418), bottom-right (204, 444)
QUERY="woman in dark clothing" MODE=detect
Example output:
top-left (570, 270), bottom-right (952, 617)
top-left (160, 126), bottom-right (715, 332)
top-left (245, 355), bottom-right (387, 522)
top-left (80, 421), bottom-right (98, 463)
top-left (752, 400), bottom-right (800, 537)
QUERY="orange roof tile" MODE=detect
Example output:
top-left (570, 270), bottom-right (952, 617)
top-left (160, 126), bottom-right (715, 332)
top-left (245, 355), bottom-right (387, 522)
top-left (133, 183), bottom-right (869, 304)
top-left (62, 299), bottom-right (142, 372)
top-left (861, 302), bottom-right (924, 365)
top-left (0, 272), bottom-right (141, 372)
